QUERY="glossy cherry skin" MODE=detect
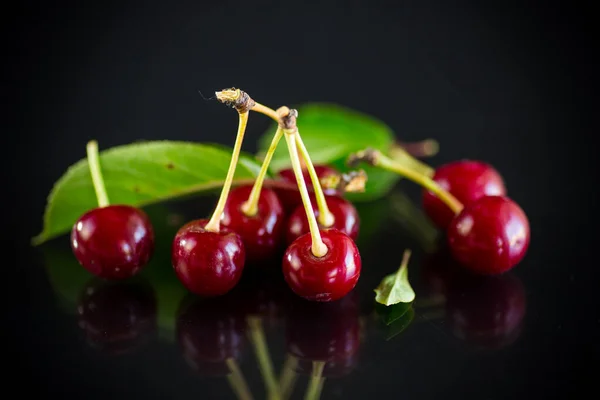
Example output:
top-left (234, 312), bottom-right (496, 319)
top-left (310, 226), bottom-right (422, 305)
top-left (221, 185), bottom-right (285, 264)
top-left (445, 272), bottom-right (526, 349)
top-left (423, 160), bottom-right (506, 229)
top-left (77, 277), bottom-right (157, 355)
top-left (285, 292), bottom-right (361, 377)
top-left (71, 205), bottom-right (155, 280)
top-left (282, 229), bottom-right (361, 302)
top-left (176, 295), bottom-right (246, 376)
top-left (172, 219), bottom-right (245, 297)
top-left (276, 165), bottom-right (340, 213)
top-left (285, 195), bottom-right (360, 245)
top-left (447, 196), bottom-right (530, 275)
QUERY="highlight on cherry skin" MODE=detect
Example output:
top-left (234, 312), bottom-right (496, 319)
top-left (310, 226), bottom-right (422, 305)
top-left (447, 195), bottom-right (530, 275)
top-left (423, 160), bottom-right (506, 229)
top-left (171, 218), bottom-right (246, 297)
top-left (285, 194), bottom-right (360, 245)
top-left (276, 164), bottom-right (340, 212)
top-left (282, 229), bottom-right (361, 302)
top-left (221, 184), bottom-right (286, 264)
top-left (71, 205), bottom-right (155, 280)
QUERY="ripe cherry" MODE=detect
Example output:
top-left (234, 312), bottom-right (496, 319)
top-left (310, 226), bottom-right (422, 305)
top-left (176, 295), bottom-right (246, 376)
top-left (422, 160), bottom-right (506, 229)
top-left (221, 184), bottom-right (285, 264)
top-left (285, 194), bottom-right (360, 244)
top-left (71, 141), bottom-right (154, 280)
top-left (172, 95), bottom-right (250, 296)
top-left (71, 205), bottom-right (155, 280)
top-left (447, 195), bottom-right (530, 275)
top-left (77, 277), bottom-right (157, 355)
top-left (282, 229), bottom-right (361, 302)
top-left (172, 219), bottom-right (245, 297)
top-left (276, 164), bottom-right (339, 212)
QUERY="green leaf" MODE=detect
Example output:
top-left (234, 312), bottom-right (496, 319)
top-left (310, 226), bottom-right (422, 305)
top-left (374, 249), bottom-right (416, 306)
top-left (32, 140), bottom-right (262, 245)
top-left (385, 306), bottom-right (414, 340)
top-left (257, 103), bottom-right (395, 172)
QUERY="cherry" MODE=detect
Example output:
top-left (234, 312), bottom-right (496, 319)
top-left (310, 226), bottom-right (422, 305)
top-left (447, 195), bottom-right (530, 275)
top-left (445, 272), bottom-right (526, 349)
top-left (422, 160), bottom-right (506, 229)
top-left (221, 184), bottom-right (285, 264)
top-left (71, 141), bottom-right (154, 279)
top-left (282, 229), bottom-right (361, 302)
top-left (72, 206), bottom-right (154, 280)
top-left (276, 164), bottom-right (340, 212)
top-left (77, 277), bottom-right (157, 355)
top-left (285, 194), bottom-right (360, 244)
top-left (172, 219), bottom-right (245, 297)
top-left (176, 295), bottom-right (246, 376)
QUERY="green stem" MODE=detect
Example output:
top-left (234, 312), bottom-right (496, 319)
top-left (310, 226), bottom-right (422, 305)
top-left (388, 143), bottom-right (435, 178)
top-left (279, 354), bottom-right (299, 400)
top-left (284, 131), bottom-right (328, 257)
top-left (241, 127), bottom-right (284, 216)
top-left (375, 152), bottom-right (463, 214)
top-left (204, 111), bottom-right (249, 232)
top-left (295, 133), bottom-right (334, 227)
top-left (86, 140), bottom-right (110, 207)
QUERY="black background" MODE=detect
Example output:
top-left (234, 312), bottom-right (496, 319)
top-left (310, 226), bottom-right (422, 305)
top-left (6, 0), bottom-right (599, 398)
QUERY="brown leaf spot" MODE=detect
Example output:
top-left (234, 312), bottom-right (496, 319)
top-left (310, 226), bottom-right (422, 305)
top-left (133, 186), bottom-right (141, 193)
top-left (166, 162), bottom-right (175, 170)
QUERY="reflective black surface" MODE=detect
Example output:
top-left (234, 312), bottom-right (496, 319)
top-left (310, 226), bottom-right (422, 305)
top-left (8, 0), bottom-right (598, 398)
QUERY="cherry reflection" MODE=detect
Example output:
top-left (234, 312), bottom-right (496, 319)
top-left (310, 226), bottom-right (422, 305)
top-left (76, 276), bottom-right (157, 355)
top-left (420, 247), bottom-right (527, 349)
top-left (175, 294), bottom-right (247, 376)
top-left (284, 291), bottom-right (362, 378)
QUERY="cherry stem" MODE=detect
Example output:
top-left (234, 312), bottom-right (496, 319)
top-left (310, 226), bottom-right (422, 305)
top-left (241, 126), bottom-right (284, 216)
top-left (295, 133), bottom-right (335, 227)
top-left (204, 111), bottom-right (249, 232)
top-left (388, 143), bottom-right (435, 178)
top-left (285, 130), bottom-right (328, 257)
top-left (247, 317), bottom-right (280, 399)
top-left (226, 358), bottom-right (254, 400)
top-left (350, 149), bottom-right (463, 214)
top-left (279, 354), bottom-right (299, 400)
top-left (304, 361), bottom-right (325, 400)
top-left (252, 102), bottom-right (281, 122)
top-left (86, 140), bottom-right (110, 208)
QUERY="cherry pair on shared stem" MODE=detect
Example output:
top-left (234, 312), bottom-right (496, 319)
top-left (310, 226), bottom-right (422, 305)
top-left (278, 108), bottom-right (361, 302)
top-left (349, 149), bottom-right (530, 275)
top-left (71, 140), bottom-right (155, 280)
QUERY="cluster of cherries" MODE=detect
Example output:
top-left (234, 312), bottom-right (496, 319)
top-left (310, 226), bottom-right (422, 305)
top-left (70, 88), bottom-right (530, 306)
top-left (71, 89), bottom-right (364, 302)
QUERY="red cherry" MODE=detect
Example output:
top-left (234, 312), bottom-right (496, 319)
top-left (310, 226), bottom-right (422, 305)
top-left (221, 185), bottom-right (285, 264)
top-left (77, 277), bottom-right (157, 355)
top-left (285, 195), bottom-right (360, 244)
top-left (276, 165), bottom-right (339, 212)
top-left (71, 205), bottom-right (155, 280)
top-left (445, 272), bottom-right (526, 349)
top-left (447, 196), bottom-right (530, 275)
top-left (172, 219), bottom-right (245, 297)
top-left (285, 292), bottom-right (361, 377)
top-left (423, 160), bottom-right (506, 229)
top-left (282, 229), bottom-right (361, 302)
top-left (176, 296), bottom-right (246, 376)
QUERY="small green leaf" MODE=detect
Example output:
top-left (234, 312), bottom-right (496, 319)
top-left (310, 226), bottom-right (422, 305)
top-left (32, 140), bottom-right (262, 245)
top-left (374, 249), bottom-right (416, 306)
top-left (257, 103), bottom-right (395, 172)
